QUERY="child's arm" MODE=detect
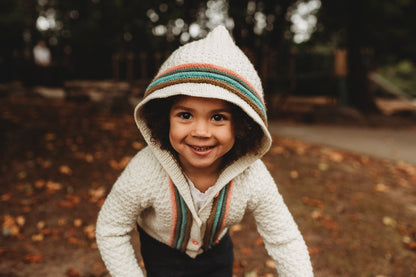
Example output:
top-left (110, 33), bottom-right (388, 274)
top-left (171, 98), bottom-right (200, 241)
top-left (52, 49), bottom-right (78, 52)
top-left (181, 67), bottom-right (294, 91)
top-left (96, 153), bottom-right (150, 277)
top-left (248, 161), bottom-right (313, 276)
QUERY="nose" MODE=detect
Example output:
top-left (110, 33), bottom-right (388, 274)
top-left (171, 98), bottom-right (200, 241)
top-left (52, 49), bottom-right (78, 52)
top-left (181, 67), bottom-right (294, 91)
top-left (191, 119), bottom-right (211, 137)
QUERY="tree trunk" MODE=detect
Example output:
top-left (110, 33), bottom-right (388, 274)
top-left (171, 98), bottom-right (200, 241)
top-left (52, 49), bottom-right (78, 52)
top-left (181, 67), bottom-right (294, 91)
top-left (346, 0), bottom-right (379, 113)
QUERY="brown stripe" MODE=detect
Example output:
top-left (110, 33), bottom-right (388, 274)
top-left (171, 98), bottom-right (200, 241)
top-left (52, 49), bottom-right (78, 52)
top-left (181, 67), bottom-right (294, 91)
top-left (180, 208), bottom-right (193, 252)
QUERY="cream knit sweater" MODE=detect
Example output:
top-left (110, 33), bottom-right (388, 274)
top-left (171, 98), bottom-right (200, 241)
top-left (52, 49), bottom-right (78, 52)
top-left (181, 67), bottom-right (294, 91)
top-left (96, 147), bottom-right (313, 277)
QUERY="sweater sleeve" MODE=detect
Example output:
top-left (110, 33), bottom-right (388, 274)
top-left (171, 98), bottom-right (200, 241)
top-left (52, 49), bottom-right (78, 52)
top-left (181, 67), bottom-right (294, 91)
top-left (247, 161), bottom-right (313, 277)
top-left (96, 151), bottom-right (152, 277)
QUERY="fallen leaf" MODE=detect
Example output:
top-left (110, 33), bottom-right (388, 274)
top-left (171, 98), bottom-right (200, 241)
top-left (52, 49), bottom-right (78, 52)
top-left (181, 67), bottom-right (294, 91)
top-left (59, 165), bottom-right (73, 175)
top-left (83, 225), bottom-right (96, 240)
top-left (85, 154), bottom-right (94, 162)
top-left (37, 221), bottom-right (46, 230)
top-left (31, 233), bottom-right (44, 242)
top-left (302, 197), bottom-right (324, 209)
top-left (44, 133), bottom-right (56, 141)
top-left (132, 141), bottom-right (144, 150)
top-left (38, 159), bottom-right (52, 168)
top-left (23, 253), bottom-right (45, 264)
top-left (89, 187), bottom-right (106, 203)
top-left (2, 215), bottom-right (20, 236)
top-left (109, 156), bottom-right (132, 170)
top-left (323, 217), bottom-right (339, 231)
top-left (308, 247), bottom-right (322, 254)
top-left (328, 151), bottom-right (344, 162)
top-left (46, 181), bottom-right (63, 192)
top-left (58, 218), bottom-right (68, 226)
top-left (265, 259), bottom-right (275, 268)
top-left (270, 145), bottom-right (285, 154)
top-left (34, 179), bottom-right (46, 189)
top-left (232, 261), bottom-right (240, 274)
top-left (68, 237), bottom-right (81, 245)
top-left (311, 209), bottom-right (322, 219)
top-left (240, 247), bottom-right (252, 254)
top-left (402, 236), bottom-right (412, 244)
top-left (17, 171), bottom-right (27, 179)
top-left (373, 183), bottom-right (389, 193)
top-left (244, 270), bottom-right (258, 277)
top-left (230, 224), bottom-right (243, 234)
top-left (318, 163), bottom-right (329, 171)
top-left (406, 242), bottom-right (416, 251)
top-left (290, 170), bottom-right (299, 179)
top-left (66, 268), bottom-right (81, 277)
top-left (254, 236), bottom-right (264, 246)
top-left (382, 216), bottom-right (397, 227)
top-left (74, 219), bottom-right (83, 227)
top-left (396, 162), bottom-right (416, 175)
top-left (59, 194), bottom-right (81, 208)
top-left (101, 122), bottom-right (116, 130)
top-left (1, 193), bottom-right (12, 201)
top-left (16, 216), bottom-right (26, 227)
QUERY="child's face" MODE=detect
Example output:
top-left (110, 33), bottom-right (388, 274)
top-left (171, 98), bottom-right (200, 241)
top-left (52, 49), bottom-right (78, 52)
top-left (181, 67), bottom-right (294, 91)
top-left (169, 96), bottom-right (235, 175)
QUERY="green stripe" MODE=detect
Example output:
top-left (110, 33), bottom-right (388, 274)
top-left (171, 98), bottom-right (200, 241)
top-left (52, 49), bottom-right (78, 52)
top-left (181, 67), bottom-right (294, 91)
top-left (208, 188), bottom-right (226, 246)
top-left (176, 195), bottom-right (188, 249)
top-left (157, 67), bottom-right (261, 104)
top-left (147, 70), bottom-right (266, 115)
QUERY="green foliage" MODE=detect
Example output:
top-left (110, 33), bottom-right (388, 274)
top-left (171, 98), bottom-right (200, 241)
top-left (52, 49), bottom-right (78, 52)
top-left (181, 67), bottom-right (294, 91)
top-left (378, 60), bottom-right (416, 97)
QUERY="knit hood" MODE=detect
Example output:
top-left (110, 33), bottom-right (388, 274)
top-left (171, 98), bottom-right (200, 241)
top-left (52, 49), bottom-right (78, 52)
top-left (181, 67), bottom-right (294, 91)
top-left (134, 25), bottom-right (272, 196)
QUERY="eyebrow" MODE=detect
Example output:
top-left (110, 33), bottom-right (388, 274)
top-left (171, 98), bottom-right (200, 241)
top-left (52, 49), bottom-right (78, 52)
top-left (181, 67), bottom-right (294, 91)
top-left (172, 105), bottom-right (232, 114)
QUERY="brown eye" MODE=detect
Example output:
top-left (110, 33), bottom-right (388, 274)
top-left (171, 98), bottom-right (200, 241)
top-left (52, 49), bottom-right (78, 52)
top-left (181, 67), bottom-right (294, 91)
top-left (212, 114), bottom-right (226, 121)
top-left (179, 112), bottom-right (192, 120)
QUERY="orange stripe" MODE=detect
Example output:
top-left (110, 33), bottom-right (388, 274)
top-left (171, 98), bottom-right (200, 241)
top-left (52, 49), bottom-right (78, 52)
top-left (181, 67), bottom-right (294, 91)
top-left (154, 63), bottom-right (264, 104)
top-left (168, 178), bottom-right (178, 247)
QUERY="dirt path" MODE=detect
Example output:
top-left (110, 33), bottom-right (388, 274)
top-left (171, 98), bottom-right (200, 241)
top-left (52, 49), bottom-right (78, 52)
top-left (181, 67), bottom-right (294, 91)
top-left (1, 95), bottom-right (415, 276)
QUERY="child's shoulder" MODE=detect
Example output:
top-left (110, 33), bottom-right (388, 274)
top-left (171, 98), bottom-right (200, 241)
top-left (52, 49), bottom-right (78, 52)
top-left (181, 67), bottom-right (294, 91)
top-left (124, 146), bottom-right (163, 175)
top-left (113, 146), bottom-right (168, 191)
top-left (129, 146), bottom-right (156, 163)
top-left (235, 159), bottom-right (273, 185)
top-left (242, 159), bottom-right (269, 175)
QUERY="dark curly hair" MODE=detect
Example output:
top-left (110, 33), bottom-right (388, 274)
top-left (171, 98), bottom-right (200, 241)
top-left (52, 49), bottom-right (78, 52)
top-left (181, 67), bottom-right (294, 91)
top-left (140, 96), bottom-right (264, 165)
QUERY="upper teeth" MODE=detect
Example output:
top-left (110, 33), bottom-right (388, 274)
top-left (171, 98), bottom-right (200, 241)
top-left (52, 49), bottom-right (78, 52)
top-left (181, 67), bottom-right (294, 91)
top-left (192, 146), bottom-right (213, 151)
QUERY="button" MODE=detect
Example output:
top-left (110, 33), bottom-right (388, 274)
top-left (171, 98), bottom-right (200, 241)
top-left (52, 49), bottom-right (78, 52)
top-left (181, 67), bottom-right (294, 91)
top-left (191, 239), bottom-right (199, 246)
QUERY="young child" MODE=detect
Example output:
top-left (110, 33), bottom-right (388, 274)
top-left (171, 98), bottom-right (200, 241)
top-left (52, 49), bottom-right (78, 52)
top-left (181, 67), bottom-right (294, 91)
top-left (96, 25), bottom-right (313, 277)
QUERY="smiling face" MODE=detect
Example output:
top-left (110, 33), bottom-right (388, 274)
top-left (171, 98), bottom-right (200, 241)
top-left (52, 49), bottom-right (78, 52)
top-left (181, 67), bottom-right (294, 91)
top-left (169, 96), bottom-right (235, 176)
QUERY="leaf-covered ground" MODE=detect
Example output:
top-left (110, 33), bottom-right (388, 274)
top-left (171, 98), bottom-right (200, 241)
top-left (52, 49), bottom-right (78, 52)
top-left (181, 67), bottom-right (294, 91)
top-left (1, 94), bottom-right (416, 276)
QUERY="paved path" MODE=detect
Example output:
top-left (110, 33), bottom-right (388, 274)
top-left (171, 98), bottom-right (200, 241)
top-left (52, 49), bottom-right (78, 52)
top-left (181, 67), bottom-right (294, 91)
top-left (269, 122), bottom-right (416, 165)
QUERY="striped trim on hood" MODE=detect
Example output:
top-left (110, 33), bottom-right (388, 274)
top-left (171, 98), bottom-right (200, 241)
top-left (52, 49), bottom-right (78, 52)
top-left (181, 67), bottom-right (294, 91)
top-left (145, 63), bottom-right (267, 125)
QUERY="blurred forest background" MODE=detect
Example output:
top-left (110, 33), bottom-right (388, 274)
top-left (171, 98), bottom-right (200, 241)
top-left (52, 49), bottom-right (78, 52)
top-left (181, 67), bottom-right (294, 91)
top-left (1, 0), bottom-right (416, 114)
top-left (2, 1), bottom-right (416, 276)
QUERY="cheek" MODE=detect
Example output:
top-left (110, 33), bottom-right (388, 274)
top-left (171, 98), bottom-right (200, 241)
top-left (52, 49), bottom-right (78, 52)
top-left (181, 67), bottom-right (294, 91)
top-left (223, 126), bottom-right (236, 148)
top-left (168, 122), bottom-right (183, 147)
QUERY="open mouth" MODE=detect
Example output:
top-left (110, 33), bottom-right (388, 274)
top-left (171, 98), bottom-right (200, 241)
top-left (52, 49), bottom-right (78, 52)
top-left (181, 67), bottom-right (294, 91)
top-left (190, 145), bottom-right (215, 151)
